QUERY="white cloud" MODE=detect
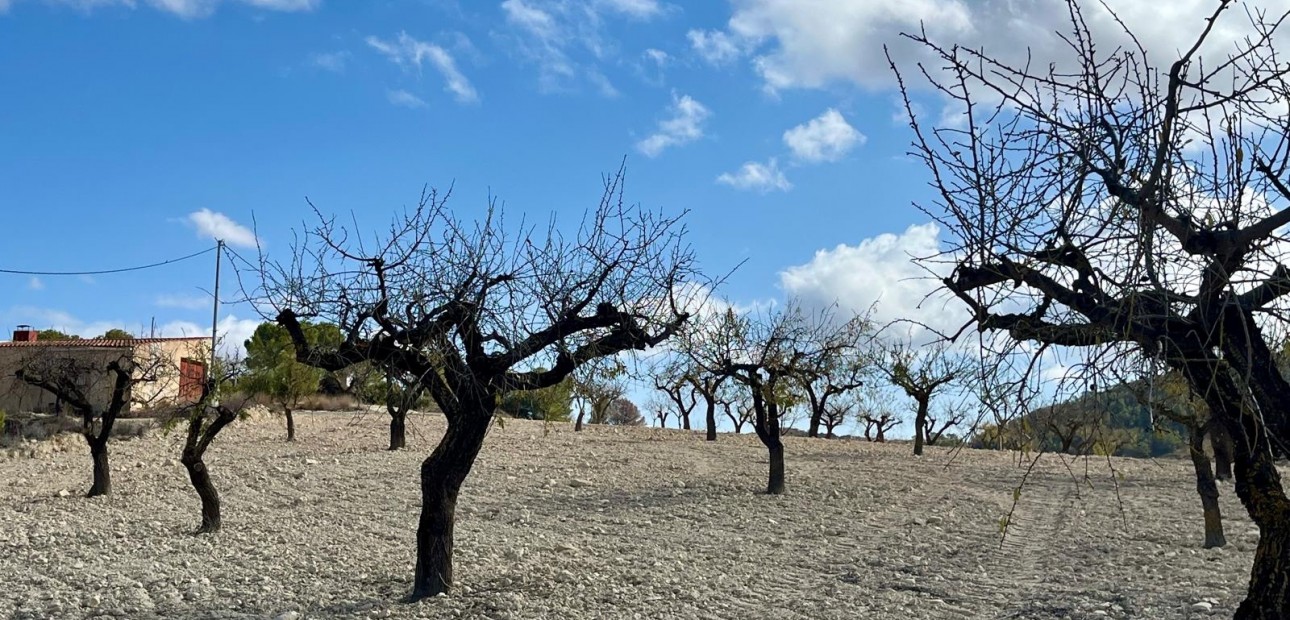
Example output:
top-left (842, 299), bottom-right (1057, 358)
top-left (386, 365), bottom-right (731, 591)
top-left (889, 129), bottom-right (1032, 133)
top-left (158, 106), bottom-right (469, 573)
top-left (596, 0), bottom-right (660, 19)
top-left (635, 93), bottom-right (710, 158)
top-left (502, 0), bottom-right (559, 39)
top-left (780, 223), bottom-right (965, 344)
top-left (23, 0), bottom-right (318, 18)
top-left (27, 277), bottom-right (43, 291)
top-left (716, 158), bottom-right (791, 193)
top-left (309, 51), bottom-right (349, 73)
top-left (707, 0), bottom-right (1270, 93)
top-left (185, 209), bottom-right (258, 248)
top-left (366, 32), bottom-right (479, 104)
top-left (687, 29), bottom-right (742, 65)
top-left (783, 108), bottom-right (865, 163)
top-left (156, 293), bottom-right (211, 310)
top-left (386, 89), bottom-right (428, 109)
top-left (159, 314), bottom-right (260, 358)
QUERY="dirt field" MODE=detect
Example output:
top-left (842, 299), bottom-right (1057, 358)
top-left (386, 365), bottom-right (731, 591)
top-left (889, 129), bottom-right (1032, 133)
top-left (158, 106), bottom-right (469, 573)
top-left (0, 412), bottom-right (1260, 619)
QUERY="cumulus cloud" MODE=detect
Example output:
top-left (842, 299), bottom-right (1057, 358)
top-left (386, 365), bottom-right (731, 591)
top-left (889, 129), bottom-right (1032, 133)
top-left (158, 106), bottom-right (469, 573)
top-left (386, 89), bottom-right (428, 108)
top-left (705, 0), bottom-right (1268, 93)
top-left (17, 0), bottom-right (318, 18)
top-left (716, 159), bottom-right (791, 193)
top-left (636, 93), bottom-right (710, 158)
top-left (367, 32), bottom-right (479, 104)
top-left (185, 209), bottom-right (258, 248)
top-left (783, 108), bottom-right (865, 163)
top-left (779, 223), bottom-right (965, 343)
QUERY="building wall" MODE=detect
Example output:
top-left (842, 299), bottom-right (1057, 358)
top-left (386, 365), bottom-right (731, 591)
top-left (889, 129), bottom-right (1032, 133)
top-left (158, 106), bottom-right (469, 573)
top-left (0, 339), bottom-right (211, 415)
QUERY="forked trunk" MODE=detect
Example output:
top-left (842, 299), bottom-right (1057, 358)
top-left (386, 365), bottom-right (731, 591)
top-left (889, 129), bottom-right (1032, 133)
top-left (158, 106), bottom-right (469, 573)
top-left (766, 441), bottom-right (785, 495)
top-left (1188, 427), bottom-right (1225, 549)
top-left (410, 412), bottom-right (492, 601)
top-left (183, 457), bottom-right (222, 533)
top-left (704, 400), bottom-right (717, 442)
top-left (807, 411), bottom-right (822, 438)
top-left (390, 411), bottom-right (407, 451)
top-left (680, 412), bottom-right (691, 431)
top-left (286, 408), bottom-right (296, 442)
top-left (87, 437), bottom-right (111, 497)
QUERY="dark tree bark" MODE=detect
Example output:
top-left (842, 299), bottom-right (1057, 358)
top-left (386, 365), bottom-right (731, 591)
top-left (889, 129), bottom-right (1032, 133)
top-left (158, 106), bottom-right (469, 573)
top-left (180, 396), bottom-right (239, 534)
top-left (912, 396), bottom-right (929, 456)
top-left (87, 438), bottom-right (111, 497)
top-left (766, 440), bottom-right (785, 495)
top-left (285, 408), bottom-right (296, 442)
top-left (412, 413), bottom-right (491, 600)
top-left (574, 406), bottom-right (586, 432)
top-left (1188, 425), bottom-right (1226, 549)
top-left (1211, 424), bottom-right (1234, 482)
top-left (704, 399), bottom-right (717, 441)
top-left (390, 411), bottom-right (407, 450)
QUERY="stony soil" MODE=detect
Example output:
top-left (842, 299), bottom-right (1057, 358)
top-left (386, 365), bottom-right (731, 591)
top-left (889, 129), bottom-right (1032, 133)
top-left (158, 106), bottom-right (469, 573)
top-left (0, 412), bottom-right (1263, 619)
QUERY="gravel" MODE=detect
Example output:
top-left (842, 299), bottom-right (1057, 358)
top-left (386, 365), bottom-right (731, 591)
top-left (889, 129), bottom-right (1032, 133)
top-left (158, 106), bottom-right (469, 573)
top-left (0, 412), bottom-right (1262, 619)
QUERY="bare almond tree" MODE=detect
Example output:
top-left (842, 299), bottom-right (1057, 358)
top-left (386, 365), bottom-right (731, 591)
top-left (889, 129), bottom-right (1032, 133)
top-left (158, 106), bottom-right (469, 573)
top-left (875, 340), bottom-right (970, 456)
top-left (259, 167), bottom-right (698, 600)
top-left (16, 347), bottom-right (172, 497)
top-left (892, 1), bottom-right (1290, 613)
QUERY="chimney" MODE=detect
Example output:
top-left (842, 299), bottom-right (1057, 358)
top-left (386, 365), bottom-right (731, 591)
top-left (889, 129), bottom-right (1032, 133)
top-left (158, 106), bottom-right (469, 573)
top-left (12, 325), bottom-right (37, 342)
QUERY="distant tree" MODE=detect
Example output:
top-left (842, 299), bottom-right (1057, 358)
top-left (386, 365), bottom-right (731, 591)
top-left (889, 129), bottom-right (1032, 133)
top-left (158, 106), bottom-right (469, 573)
top-left (646, 396), bottom-right (672, 428)
top-left (384, 371), bottom-right (426, 450)
top-left (876, 340), bottom-right (970, 456)
top-left (605, 398), bottom-right (644, 426)
top-left (16, 348), bottom-right (171, 496)
top-left (793, 316), bottom-right (872, 438)
top-left (37, 329), bottom-right (77, 341)
top-left (572, 356), bottom-right (627, 431)
top-left (243, 321), bottom-right (336, 441)
top-left (706, 304), bottom-right (848, 494)
top-left (95, 329), bottom-right (134, 340)
top-left (500, 372), bottom-right (573, 422)
top-left (651, 357), bottom-right (700, 431)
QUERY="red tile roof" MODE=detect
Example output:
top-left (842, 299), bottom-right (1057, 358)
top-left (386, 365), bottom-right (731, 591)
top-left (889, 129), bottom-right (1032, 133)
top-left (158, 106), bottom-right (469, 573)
top-left (0, 337), bottom-right (209, 348)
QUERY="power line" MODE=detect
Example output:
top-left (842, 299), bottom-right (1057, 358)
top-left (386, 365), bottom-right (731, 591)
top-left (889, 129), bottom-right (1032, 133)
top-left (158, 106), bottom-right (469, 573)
top-left (0, 246), bottom-right (216, 276)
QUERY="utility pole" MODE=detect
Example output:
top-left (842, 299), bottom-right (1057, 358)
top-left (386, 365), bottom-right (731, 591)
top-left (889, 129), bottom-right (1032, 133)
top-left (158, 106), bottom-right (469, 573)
top-left (210, 240), bottom-right (223, 396)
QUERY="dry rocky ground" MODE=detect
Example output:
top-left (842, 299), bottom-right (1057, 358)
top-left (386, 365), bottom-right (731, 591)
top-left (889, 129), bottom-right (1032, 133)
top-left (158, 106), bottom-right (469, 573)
top-left (0, 411), bottom-right (1265, 619)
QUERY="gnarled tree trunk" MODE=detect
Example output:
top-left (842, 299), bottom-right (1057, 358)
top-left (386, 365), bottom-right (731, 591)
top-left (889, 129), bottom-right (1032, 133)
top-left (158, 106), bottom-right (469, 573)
top-left (704, 400), bottom-right (717, 441)
top-left (1211, 424), bottom-right (1234, 482)
top-left (183, 459), bottom-right (222, 533)
top-left (1188, 425), bottom-right (1225, 549)
top-left (411, 412), bottom-right (492, 601)
top-left (87, 437), bottom-right (110, 497)
top-left (766, 440), bottom-right (785, 495)
top-left (285, 408), bottom-right (296, 442)
top-left (390, 411), bottom-right (407, 450)
top-left (912, 397), bottom-right (929, 456)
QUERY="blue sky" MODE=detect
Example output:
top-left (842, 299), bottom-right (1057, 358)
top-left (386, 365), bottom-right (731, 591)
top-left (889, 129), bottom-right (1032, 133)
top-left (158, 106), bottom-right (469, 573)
top-left (0, 0), bottom-right (958, 355)
top-left (0, 0), bottom-right (1253, 432)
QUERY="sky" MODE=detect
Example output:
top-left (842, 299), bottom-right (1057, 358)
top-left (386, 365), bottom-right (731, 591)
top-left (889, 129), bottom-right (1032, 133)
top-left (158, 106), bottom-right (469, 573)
top-left (0, 0), bottom-right (1274, 429)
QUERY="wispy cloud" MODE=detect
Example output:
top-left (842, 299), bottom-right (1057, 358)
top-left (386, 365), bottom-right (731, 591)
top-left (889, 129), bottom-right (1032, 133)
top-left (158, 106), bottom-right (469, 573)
top-left (27, 277), bottom-right (43, 291)
top-left (366, 32), bottom-right (479, 104)
top-left (386, 89), bottom-right (428, 109)
top-left (687, 29), bottom-right (742, 65)
top-left (716, 159), bottom-right (792, 193)
top-left (500, 0), bottom-right (660, 95)
top-left (309, 50), bottom-right (350, 73)
top-left (156, 292), bottom-right (211, 310)
top-left (185, 209), bottom-right (258, 248)
top-left (636, 93), bottom-right (710, 158)
top-left (14, 0), bottom-right (320, 19)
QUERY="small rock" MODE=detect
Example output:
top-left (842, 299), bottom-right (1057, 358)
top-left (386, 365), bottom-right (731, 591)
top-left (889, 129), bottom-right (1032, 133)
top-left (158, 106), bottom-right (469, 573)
top-left (274, 612), bottom-right (301, 620)
top-left (555, 543), bottom-right (579, 553)
top-left (569, 479), bottom-right (593, 488)
top-left (1192, 602), bottom-right (1214, 613)
top-left (56, 489), bottom-right (70, 498)
top-left (305, 458), bottom-right (319, 465)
